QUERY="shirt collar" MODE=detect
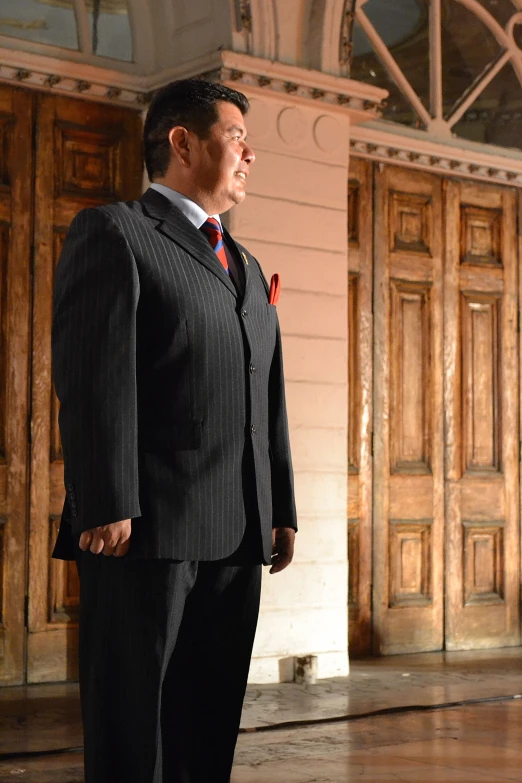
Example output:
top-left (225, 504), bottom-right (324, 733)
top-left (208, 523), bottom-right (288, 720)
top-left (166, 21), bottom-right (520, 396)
top-left (149, 183), bottom-right (222, 230)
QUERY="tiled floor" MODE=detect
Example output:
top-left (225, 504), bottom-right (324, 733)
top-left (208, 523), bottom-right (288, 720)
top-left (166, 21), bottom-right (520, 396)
top-left (233, 701), bottom-right (522, 781)
top-left (1, 649), bottom-right (522, 781)
top-left (241, 648), bottom-right (522, 729)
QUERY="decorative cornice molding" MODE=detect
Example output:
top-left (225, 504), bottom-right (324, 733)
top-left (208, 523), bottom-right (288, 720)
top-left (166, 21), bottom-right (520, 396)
top-left (214, 51), bottom-right (387, 122)
top-left (0, 46), bottom-right (387, 120)
top-left (0, 46), bottom-right (151, 107)
top-left (351, 122), bottom-right (522, 186)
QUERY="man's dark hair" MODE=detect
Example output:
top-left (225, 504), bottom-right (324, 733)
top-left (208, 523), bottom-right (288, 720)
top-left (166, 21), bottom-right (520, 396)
top-left (143, 78), bottom-right (250, 180)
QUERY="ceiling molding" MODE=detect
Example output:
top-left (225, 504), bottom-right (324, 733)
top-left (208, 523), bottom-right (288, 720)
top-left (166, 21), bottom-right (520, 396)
top-left (0, 46), bottom-right (387, 119)
top-left (351, 122), bottom-right (522, 186)
top-left (0, 46), bottom-right (224, 107)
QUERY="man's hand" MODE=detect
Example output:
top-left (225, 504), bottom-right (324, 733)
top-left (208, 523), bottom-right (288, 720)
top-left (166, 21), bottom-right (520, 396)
top-left (270, 527), bottom-right (295, 574)
top-left (79, 519), bottom-right (132, 557)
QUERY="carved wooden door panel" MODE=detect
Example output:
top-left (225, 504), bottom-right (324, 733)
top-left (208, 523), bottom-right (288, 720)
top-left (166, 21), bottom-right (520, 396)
top-left (27, 93), bottom-right (143, 682)
top-left (0, 86), bottom-right (33, 684)
top-left (444, 180), bottom-right (520, 650)
top-left (348, 158), bottom-right (373, 657)
top-left (372, 165), bottom-right (445, 654)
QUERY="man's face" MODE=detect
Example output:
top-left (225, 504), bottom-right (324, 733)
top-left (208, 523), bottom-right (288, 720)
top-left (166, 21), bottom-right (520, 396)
top-left (189, 100), bottom-right (255, 214)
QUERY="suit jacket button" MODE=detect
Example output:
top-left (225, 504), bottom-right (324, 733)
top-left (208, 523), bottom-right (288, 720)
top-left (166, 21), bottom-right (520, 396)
top-left (251, 424), bottom-right (256, 435)
top-left (249, 363), bottom-right (256, 373)
top-left (241, 309), bottom-right (247, 318)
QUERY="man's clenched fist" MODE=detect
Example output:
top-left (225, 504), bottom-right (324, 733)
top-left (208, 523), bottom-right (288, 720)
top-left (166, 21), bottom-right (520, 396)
top-left (79, 519), bottom-right (132, 557)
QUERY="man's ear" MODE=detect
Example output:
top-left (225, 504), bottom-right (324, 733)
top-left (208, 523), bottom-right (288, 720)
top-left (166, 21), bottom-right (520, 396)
top-left (168, 126), bottom-right (191, 167)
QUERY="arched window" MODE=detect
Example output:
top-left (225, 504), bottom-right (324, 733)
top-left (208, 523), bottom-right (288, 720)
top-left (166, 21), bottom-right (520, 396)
top-left (351, 0), bottom-right (522, 150)
top-left (0, 0), bottom-right (133, 62)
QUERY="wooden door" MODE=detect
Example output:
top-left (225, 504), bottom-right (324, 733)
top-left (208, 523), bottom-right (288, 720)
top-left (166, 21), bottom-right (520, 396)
top-left (444, 180), bottom-right (520, 650)
top-left (350, 161), bottom-right (522, 654)
top-left (348, 158), bottom-right (373, 656)
top-left (27, 93), bottom-right (143, 682)
top-left (372, 165), bottom-right (445, 654)
top-left (0, 86), bottom-right (33, 684)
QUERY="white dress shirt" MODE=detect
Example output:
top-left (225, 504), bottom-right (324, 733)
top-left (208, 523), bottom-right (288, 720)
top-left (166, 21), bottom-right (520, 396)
top-left (150, 183), bottom-right (221, 230)
top-left (149, 183), bottom-right (239, 282)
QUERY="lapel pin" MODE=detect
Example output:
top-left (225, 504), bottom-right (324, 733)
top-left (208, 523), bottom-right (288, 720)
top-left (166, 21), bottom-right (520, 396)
top-left (241, 251), bottom-right (249, 266)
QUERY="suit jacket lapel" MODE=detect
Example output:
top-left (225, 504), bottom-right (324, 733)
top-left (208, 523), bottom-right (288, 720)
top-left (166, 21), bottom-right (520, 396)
top-left (140, 188), bottom-right (237, 297)
top-left (222, 226), bottom-right (253, 307)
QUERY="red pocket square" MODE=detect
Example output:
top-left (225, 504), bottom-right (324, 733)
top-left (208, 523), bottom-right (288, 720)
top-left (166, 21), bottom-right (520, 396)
top-left (269, 273), bottom-right (280, 305)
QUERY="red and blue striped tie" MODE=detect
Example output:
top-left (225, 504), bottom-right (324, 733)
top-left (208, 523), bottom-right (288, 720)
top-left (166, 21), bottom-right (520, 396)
top-left (200, 218), bottom-right (229, 275)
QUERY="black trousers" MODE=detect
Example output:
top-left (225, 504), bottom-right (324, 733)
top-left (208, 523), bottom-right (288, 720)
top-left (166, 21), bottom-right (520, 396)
top-left (76, 547), bottom-right (262, 783)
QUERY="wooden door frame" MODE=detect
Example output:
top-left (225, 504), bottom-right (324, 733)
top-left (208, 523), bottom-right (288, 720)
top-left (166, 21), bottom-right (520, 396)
top-left (515, 192), bottom-right (522, 645)
top-left (26, 89), bottom-right (143, 683)
top-left (0, 86), bottom-right (34, 685)
top-left (27, 92), bottom-right (78, 683)
top-left (348, 158), bottom-right (373, 657)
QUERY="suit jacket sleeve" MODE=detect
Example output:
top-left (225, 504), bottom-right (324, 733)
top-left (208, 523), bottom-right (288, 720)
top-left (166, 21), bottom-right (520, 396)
top-left (268, 301), bottom-right (298, 532)
top-left (52, 207), bottom-right (141, 536)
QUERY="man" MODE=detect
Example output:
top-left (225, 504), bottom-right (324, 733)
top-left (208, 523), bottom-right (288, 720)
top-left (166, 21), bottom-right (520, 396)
top-left (52, 78), bottom-right (297, 783)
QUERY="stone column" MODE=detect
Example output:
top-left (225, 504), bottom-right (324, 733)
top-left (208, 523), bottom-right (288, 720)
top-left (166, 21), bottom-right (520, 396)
top-left (216, 52), bottom-right (385, 682)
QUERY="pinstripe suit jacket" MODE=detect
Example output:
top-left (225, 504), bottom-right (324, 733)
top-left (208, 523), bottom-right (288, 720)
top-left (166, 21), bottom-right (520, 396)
top-left (51, 188), bottom-right (297, 562)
